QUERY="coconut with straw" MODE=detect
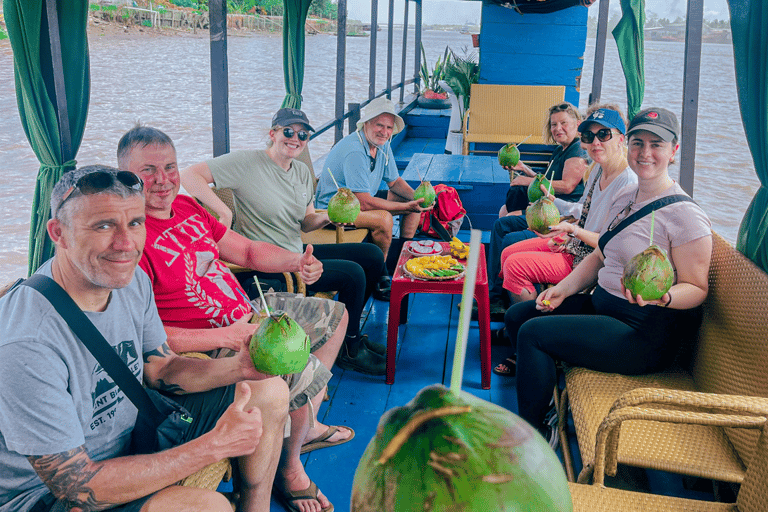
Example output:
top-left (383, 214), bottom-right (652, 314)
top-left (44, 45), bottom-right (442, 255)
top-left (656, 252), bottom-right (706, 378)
top-left (413, 166), bottom-right (436, 208)
top-left (622, 210), bottom-right (674, 301)
top-left (247, 277), bottom-right (310, 375)
top-left (325, 168), bottom-right (361, 224)
top-left (351, 230), bottom-right (572, 511)
top-left (500, 134), bottom-right (532, 182)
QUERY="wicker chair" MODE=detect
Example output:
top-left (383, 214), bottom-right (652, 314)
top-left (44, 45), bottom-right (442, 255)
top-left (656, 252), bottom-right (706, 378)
top-left (569, 404), bottom-right (768, 511)
top-left (558, 233), bottom-right (768, 486)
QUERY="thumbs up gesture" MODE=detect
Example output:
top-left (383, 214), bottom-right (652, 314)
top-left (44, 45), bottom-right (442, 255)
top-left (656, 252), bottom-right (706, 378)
top-left (298, 244), bottom-right (323, 285)
top-left (210, 382), bottom-right (263, 459)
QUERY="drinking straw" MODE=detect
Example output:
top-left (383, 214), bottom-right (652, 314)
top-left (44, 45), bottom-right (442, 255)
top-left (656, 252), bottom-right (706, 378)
top-left (326, 168), bottom-right (340, 190)
top-left (450, 229), bottom-right (482, 393)
top-left (252, 277), bottom-right (272, 318)
top-left (515, 134), bottom-right (533, 147)
top-left (649, 210), bottom-right (656, 246)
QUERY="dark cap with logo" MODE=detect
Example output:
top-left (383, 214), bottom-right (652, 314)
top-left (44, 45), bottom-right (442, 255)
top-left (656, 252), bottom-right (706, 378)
top-left (627, 108), bottom-right (679, 142)
top-left (271, 108), bottom-right (314, 132)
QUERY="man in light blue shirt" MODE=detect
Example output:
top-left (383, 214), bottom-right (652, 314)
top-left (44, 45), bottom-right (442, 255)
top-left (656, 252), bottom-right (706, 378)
top-left (315, 97), bottom-right (430, 281)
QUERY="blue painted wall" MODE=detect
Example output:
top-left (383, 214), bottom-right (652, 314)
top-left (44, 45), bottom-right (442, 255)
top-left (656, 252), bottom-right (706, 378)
top-left (478, 2), bottom-right (589, 105)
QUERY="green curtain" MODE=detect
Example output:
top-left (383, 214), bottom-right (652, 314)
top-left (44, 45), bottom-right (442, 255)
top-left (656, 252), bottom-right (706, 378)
top-left (4, 0), bottom-right (90, 275)
top-left (612, 0), bottom-right (645, 120)
top-left (732, 0), bottom-right (768, 271)
top-left (281, 0), bottom-right (313, 109)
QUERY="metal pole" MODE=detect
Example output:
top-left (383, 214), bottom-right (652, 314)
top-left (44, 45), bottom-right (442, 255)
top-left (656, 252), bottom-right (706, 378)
top-left (368, 0), bottom-right (378, 100)
top-left (386, 0), bottom-right (395, 99)
top-left (414, 0), bottom-right (422, 94)
top-left (209, 0), bottom-right (230, 157)
top-left (335, 0), bottom-right (348, 143)
top-left (348, 103), bottom-right (361, 133)
top-left (45, 0), bottom-right (73, 163)
top-left (679, 0), bottom-right (703, 196)
top-left (399, 0), bottom-right (409, 104)
top-left (589, 0), bottom-right (609, 106)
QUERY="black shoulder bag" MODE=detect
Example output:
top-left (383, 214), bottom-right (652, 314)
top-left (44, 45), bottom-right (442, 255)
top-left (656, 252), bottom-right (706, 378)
top-left (598, 194), bottom-right (696, 253)
top-left (22, 274), bottom-right (193, 455)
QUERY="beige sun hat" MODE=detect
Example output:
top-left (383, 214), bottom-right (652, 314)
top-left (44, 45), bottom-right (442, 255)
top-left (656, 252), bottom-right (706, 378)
top-left (355, 97), bottom-right (405, 135)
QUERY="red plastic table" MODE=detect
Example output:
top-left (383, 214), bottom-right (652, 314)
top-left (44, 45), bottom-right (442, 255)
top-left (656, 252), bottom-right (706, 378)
top-left (386, 241), bottom-right (491, 389)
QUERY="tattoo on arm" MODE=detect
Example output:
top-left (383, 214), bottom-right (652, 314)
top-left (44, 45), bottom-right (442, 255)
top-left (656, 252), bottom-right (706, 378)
top-left (142, 342), bottom-right (173, 364)
top-left (28, 446), bottom-right (117, 512)
top-left (154, 379), bottom-right (186, 394)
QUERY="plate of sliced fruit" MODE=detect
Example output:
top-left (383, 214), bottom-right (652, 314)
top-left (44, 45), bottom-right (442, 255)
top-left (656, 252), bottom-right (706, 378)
top-left (403, 255), bottom-right (466, 281)
top-left (407, 240), bottom-right (444, 256)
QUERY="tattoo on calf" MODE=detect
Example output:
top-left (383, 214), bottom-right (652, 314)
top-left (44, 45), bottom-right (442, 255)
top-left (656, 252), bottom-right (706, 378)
top-left (28, 446), bottom-right (117, 511)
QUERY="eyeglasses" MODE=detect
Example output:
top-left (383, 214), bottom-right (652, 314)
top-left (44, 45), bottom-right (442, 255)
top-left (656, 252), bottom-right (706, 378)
top-left (282, 127), bottom-right (309, 141)
top-left (549, 103), bottom-right (571, 113)
top-left (57, 171), bottom-right (143, 216)
top-left (580, 128), bottom-right (614, 144)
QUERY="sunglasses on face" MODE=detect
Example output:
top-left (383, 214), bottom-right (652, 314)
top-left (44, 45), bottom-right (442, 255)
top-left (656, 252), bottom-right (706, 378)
top-left (282, 127), bottom-right (309, 141)
top-left (580, 128), bottom-right (614, 144)
top-left (57, 171), bottom-right (143, 215)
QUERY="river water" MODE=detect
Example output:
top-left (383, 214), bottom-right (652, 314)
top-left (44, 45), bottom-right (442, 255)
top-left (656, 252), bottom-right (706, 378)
top-left (0, 28), bottom-right (759, 281)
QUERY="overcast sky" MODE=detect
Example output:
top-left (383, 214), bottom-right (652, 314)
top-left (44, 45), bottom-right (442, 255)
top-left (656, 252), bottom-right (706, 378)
top-left (346, 0), bottom-right (732, 25)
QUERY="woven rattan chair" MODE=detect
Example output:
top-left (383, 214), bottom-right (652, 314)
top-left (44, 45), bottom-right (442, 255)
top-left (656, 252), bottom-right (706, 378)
top-left (461, 84), bottom-right (565, 155)
top-left (569, 402), bottom-right (768, 511)
top-left (558, 233), bottom-right (768, 485)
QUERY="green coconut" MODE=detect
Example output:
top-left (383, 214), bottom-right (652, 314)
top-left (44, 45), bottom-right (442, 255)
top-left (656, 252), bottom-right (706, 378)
top-left (413, 181), bottom-right (437, 208)
top-left (498, 143), bottom-right (521, 168)
top-left (525, 198), bottom-right (560, 235)
top-left (622, 245), bottom-right (675, 301)
top-left (351, 384), bottom-right (572, 512)
top-left (248, 312), bottom-right (310, 375)
top-left (527, 174), bottom-right (552, 203)
top-left (327, 187), bottom-right (361, 224)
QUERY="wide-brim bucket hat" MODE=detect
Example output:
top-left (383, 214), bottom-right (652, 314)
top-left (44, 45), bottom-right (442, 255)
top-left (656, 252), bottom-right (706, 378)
top-left (356, 97), bottom-right (405, 135)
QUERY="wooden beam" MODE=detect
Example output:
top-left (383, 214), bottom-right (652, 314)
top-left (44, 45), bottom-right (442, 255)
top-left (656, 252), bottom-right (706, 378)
top-left (679, 0), bottom-right (703, 196)
top-left (589, 0), bottom-right (609, 106)
top-left (335, 0), bottom-right (348, 143)
top-left (209, 0), bottom-right (230, 157)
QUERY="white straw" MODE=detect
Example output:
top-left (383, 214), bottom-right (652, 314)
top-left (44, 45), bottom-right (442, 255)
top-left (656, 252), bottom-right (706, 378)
top-left (326, 168), bottom-right (340, 190)
top-left (515, 134), bottom-right (533, 147)
top-left (253, 278), bottom-right (271, 318)
top-left (450, 229), bottom-right (483, 393)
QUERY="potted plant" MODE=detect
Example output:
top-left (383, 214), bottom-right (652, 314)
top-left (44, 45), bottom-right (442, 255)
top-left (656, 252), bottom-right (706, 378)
top-left (417, 44), bottom-right (451, 109)
top-left (443, 47), bottom-right (479, 117)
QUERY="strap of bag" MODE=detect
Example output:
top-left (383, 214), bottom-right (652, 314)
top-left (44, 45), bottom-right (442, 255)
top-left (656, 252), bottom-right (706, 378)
top-left (598, 194), bottom-right (695, 253)
top-left (22, 274), bottom-right (166, 427)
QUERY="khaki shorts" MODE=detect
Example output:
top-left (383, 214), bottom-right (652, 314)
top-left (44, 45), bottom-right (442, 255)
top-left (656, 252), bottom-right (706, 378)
top-left (252, 292), bottom-right (345, 411)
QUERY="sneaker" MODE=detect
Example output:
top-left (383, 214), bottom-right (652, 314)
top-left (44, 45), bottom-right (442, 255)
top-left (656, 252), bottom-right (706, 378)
top-left (372, 276), bottom-right (391, 302)
top-left (336, 343), bottom-right (386, 376)
top-left (490, 301), bottom-right (507, 321)
top-left (543, 407), bottom-right (560, 452)
top-left (362, 334), bottom-right (386, 356)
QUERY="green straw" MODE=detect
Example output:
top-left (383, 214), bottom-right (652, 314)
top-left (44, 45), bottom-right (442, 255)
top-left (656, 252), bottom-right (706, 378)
top-left (326, 168), bottom-right (340, 190)
top-left (649, 210), bottom-right (656, 246)
top-left (450, 229), bottom-right (483, 393)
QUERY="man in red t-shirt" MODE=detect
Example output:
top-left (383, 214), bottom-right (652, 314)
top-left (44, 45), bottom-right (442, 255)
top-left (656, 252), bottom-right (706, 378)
top-left (119, 126), bottom-right (351, 512)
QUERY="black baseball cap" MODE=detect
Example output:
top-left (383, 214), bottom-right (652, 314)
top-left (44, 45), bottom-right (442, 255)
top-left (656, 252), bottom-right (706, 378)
top-left (271, 108), bottom-right (314, 132)
top-left (627, 107), bottom-right (679, 142)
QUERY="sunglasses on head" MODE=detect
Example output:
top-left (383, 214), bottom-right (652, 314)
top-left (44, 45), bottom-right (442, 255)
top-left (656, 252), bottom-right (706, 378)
top-left (549, 103), bottom-right (572, 113)
top-left (58, 171), bottom-right (143, 215)
top-left (580, 128), bottom-right (614, 144)
top-left (282, 127), bottom-right (309, 141)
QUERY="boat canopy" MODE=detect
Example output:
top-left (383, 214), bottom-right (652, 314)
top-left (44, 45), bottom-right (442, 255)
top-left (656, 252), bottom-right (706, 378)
top-left (3, 0), bottom-right (768, 274)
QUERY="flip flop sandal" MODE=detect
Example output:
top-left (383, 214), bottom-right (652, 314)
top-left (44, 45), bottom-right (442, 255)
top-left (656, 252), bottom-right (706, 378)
top-left (493, 357), bottom-right (517, 377)
top-left (300, 425), bottom-right (355, 455)
top-left (273, 479), bottom-right (334, 512)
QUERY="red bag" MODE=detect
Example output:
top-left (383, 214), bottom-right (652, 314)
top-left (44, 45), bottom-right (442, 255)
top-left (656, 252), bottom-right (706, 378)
top-left (418, 184), bottom-right (467, 239)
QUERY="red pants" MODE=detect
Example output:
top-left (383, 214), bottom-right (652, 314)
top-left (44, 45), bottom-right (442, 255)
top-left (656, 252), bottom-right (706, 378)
top-left (500, 237), bottom-right (575, 295)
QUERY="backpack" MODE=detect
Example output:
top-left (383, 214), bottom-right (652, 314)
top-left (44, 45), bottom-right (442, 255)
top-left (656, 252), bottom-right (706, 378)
top-left (418, 184), bottom-right (467, 240)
